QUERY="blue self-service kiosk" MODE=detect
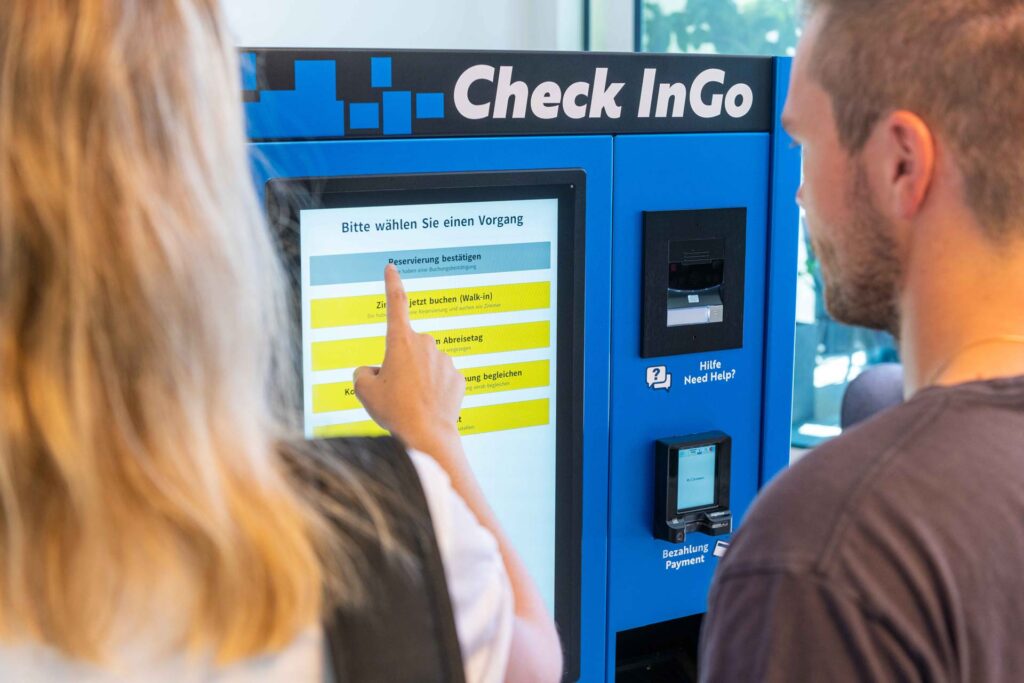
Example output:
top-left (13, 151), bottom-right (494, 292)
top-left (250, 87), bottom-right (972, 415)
top-left (243, 49), bottom-right (800, 682)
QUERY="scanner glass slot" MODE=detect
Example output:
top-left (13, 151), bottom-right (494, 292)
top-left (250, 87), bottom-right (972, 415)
top-left (676, 444), bottom-right (717, 512)
top-left (666, 240), bottom-right (725, 328)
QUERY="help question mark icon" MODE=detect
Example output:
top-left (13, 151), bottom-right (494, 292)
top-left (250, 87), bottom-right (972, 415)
top-left (646, 365), bottom-right (671, 390)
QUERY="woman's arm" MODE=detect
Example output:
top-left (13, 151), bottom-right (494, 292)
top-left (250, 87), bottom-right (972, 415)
top-left (353, 265), bottom-right (563, 683)
top-left (412, 427), bottom-right (562, 683)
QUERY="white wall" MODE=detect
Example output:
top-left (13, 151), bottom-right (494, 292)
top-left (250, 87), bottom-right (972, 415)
top-left (588, 0), bottom-right (636, 51)
top-left (223, 0), bottom-right (584, 51)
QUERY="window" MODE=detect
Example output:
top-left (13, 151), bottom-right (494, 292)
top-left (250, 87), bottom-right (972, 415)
top-left (639, 0), bottom-right (800, 56)
top-left (792, 217), bottom-right (899, 447)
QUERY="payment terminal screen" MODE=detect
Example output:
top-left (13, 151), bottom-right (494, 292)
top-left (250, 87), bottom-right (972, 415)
top-left (677, 444), bottom-right (717, 512)
top-left (286, 172), bottom-right (583, 614)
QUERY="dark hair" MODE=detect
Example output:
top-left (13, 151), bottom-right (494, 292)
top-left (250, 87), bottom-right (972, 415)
top-left (804, 0), bottom-right (1024, 237)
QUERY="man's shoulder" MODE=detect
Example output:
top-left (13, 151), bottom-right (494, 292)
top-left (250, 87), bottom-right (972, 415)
top-left (721, 393), bottom-right (949, 574)
top-left (705, 380), bottom-right (1024, 682)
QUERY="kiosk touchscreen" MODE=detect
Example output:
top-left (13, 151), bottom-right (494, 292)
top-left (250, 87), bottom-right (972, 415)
top-left (266, 170), bottom-right (584, 648)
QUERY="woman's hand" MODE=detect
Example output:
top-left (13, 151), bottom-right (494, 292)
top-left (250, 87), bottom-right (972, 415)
top-left (353, 265), bottom-right (466, 454)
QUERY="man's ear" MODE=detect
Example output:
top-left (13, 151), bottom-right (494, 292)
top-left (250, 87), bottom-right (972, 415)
top-left (868, 110), bottom-right (936, 220)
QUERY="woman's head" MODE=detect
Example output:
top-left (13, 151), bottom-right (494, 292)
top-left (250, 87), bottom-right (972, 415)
top-left (0, 0), bottom-right (327, 662)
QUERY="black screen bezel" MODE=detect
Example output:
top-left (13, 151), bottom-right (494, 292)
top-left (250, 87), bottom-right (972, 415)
top-left (265, 169), bottom-right (585, 680)
top-left (663, 431), bottom-right (732, 521)
top-left (641, 208), bottom-right (747, 358)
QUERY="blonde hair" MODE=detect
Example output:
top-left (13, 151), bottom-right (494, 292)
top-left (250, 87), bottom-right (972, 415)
top-left (0, 0), bottom-right (366, 664)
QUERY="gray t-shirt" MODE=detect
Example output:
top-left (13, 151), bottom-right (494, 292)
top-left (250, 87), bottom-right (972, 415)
top-left (700, 376), bottom-right (1024, 682)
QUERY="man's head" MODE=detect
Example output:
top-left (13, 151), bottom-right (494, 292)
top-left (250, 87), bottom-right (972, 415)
top-left (784, 0), bottom-right (1024, 335)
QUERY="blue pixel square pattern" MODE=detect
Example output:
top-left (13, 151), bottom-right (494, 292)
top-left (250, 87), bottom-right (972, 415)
top-left (244, 60), bottom-right (345, 139)
top-left (416, 93), bottom-right (444, 119)
top-left (240, 52), bottom-right (258, 91)
top-left (371, 57), bottom-right (392, 88)
top-left (349, 103), bottom-right (380, 129)
top-left (383, 91), bottom-right (412, 135)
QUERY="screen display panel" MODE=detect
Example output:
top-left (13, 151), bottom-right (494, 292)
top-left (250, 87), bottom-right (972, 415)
top-left (676, 444), bottom-right (717, 512)
top-left (267, 171), bottom-right (584, 666)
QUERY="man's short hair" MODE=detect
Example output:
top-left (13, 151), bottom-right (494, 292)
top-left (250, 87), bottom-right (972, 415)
top-left (804, 0), bottom-right (1024, 237)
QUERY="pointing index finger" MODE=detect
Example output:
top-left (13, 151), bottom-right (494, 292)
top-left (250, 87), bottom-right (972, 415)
top-left (384, 264), bottom-right (411, 338)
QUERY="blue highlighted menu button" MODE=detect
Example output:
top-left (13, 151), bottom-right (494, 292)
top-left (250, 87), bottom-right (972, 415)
top-left (310, 242), bottom-right (551, 286)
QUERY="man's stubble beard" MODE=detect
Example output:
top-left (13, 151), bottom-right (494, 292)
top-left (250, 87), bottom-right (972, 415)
top-left (819, 162), bottom-right (902, 337)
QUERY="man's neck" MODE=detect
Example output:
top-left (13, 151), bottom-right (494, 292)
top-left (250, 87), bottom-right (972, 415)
top-left (900, 224), bottom-right (1024, 396)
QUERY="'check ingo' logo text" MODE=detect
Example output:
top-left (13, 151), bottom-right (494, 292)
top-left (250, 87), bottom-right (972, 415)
top-left (453, 65), bottom-right (754, 121)
top-left (242, 53), bottom-right (755, 139)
